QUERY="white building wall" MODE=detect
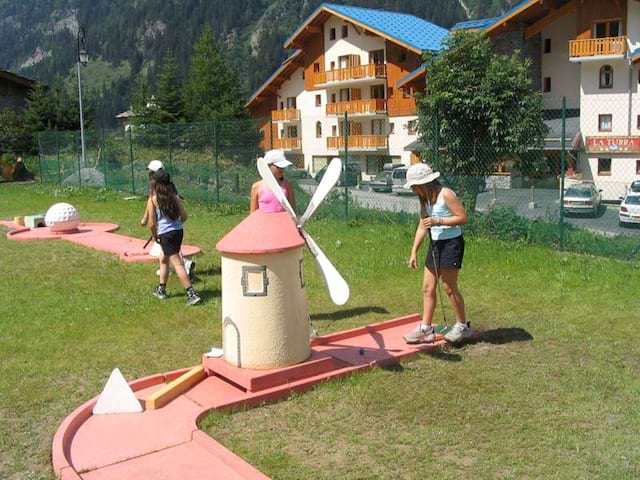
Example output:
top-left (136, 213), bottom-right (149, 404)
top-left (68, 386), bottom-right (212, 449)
top-left (628, 0), bottom-right (640, 52)
top-left (541, 14), bottom-right (580, 108)
top-left (388, 116), bottom-right (418, 165)
top-left (323, 16), bottom-right (385, 70)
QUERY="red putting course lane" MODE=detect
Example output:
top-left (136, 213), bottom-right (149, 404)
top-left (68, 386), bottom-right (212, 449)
top-left (0, 221), bottom-right (200, 262)
top-left (52, 314), bottom-right (447, 480)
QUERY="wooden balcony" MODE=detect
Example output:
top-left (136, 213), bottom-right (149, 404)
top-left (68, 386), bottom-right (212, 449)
top-left (326, 99), bottom-right (387, 116)
top-left (272, 138), bottom-right (301, 150)
top-left (271, 109), bottom-right (300, 122)
top-left (569, 36), bottom-right (627, 58)
top-left (387, 98), bottom-right (417, 116)
top-left (313, 63), bottom-right (386, 86)
top-left (327, 135), bottom-right (388, 150)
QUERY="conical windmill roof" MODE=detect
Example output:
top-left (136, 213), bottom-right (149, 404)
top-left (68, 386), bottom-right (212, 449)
top-left (216, 210), bottom-right (305, 255)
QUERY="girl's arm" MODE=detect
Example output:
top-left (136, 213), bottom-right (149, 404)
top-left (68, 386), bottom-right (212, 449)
top-left (176, 196), bottom-right (188, 223)
top-left (436, 189), bottom-right (468, 226)
top-left (408, 202), bottom-right (428, 269)
top-left (249, 182), bottom-right (260, 213)
top-left (286, 181), bottom-right (296, 210)
top-left (146, 197), bottom-right (158, 239)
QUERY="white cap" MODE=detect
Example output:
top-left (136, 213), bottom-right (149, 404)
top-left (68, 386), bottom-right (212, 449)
top-left (147, 160), bottom-right (164, 172)
top-left (263, 149), bottom-right (293, 169)
top-left (403, 163), bottom-right (440, 189)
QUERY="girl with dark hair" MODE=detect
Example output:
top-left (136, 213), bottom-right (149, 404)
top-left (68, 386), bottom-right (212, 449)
top-left (145, 170), bottom-right (202, 305)
top-left (402, 163), bottom-right (470, 344)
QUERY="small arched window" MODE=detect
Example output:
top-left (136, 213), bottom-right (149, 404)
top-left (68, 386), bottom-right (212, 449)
top-left (600, 65), bottom-right (613, 89)
top-left (316, 121), bottom-right (322, 138)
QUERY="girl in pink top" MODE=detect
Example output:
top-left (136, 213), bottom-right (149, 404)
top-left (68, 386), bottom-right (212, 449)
top-left (250, 150), bottom-right (296, 213)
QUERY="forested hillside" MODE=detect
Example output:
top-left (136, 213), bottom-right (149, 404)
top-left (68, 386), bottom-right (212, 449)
top-left (0, 0), bottom-right (517, 126)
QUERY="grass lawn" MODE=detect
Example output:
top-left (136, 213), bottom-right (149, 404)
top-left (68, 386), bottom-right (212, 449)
top-left (1, 183), bottom-right (639, 480)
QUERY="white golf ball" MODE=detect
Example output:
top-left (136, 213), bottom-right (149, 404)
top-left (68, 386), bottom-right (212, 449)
top-left (45, 202), bottom-right (80, 232)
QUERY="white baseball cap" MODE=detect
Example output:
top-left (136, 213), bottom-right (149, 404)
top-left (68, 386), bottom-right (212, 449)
top-left (403, 163), bottom-right (440, 189)
top-left (263, 149), bottom-right (293, 169)
top-left (147, 160), bottom-right (164, 172)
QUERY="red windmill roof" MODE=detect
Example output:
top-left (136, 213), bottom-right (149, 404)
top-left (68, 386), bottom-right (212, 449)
top-left (216, 210), bottom-right (305, 255)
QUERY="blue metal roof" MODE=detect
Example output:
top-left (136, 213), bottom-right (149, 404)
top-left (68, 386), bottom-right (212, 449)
top-left (322, 3), bottom-right (449, 52)
top-left (632, 47), bottom-right (640, 60)
top-left (451, 18), bottom-right (498, 31)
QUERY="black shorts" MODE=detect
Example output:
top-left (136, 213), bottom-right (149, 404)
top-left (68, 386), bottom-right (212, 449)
top-left (426, 235), bottom-right (464, 270)
top-left (158, 229), bottom-right (184, 256)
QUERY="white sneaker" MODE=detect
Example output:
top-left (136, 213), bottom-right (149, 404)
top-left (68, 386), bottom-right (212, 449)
top-left (444, 322), bottom-right (472, 343)
top-left (403, 324), bottom-right (436, 344)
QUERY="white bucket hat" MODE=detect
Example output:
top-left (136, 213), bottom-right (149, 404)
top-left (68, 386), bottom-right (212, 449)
top-left (147, 160), bottom-right (164, 172)
top-left (403, 163), bottom-right (440, 189)
top-left (262, 149), bottom-right (293, 169)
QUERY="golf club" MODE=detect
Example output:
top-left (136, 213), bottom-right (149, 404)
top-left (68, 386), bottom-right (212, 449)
top-left (426, 197), bottom-right (448, 329)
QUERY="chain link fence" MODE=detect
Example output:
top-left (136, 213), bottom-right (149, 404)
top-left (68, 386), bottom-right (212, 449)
top-left (34, 102), bottom-right (640, 262)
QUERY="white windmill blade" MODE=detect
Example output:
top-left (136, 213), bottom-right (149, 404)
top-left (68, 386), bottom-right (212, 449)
top-left (256, 157), bottom-right (298, 222)
top-left (300, 228), bottom-right (350, 306)
top-left (299, 157), bottom-right (342, 228)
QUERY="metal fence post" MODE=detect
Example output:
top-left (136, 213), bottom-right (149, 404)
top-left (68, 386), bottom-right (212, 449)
top-left (128, 128), bottom-right (135, 194)
top-left (101, 128), bottom-right (108, 187)
top-left (559, 96), bottom-right (567, 250)
top-left (433, 111), bottom-right (440, 167)
top-left (76, 131), bottom-right (82, 187)
top-left (343, 111), bottom-right (349, 220)
top-left (37, 149), bottom-right (43, 184)
top-left (56, 130), bottom-right (61, 185)
top-left (214, 122), bottom-right (220, 203)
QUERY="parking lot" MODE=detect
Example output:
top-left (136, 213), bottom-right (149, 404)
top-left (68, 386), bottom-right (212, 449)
top-left (300, 181), bottom-right (640, 236)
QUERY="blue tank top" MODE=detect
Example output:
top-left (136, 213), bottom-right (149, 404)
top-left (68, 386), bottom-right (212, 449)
top-left (155, 205), bottom-right (183, 235)
top-left (425, 189), bottom-right (462, 241)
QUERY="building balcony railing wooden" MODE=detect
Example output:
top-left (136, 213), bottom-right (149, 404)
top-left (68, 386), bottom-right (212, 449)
top-left (569, 36), bottom-right (627, 58)
top-left (327, 135), bottom-right (388, 150)
top-left (386, 98), bottom-right (417, 116)
top-left (313, 63), bottom-right (386, 86)
top-left (271, 109), bottom-right (300, 122)
top-left (326, 99), bottom-right (387, 116)
top-left (272, 137), bottom-right (301, 150)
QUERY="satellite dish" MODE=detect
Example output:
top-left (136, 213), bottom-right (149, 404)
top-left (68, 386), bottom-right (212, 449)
top-left (257, 157), bottom-right (350, 305)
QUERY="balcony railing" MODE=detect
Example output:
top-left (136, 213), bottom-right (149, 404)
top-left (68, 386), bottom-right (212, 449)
top-left (387, 99), bottom-right (417, 116)
top-left (569, 36), bottom-right (627, 58)
top-left (326, 99), bottom-right (387, 116)
top-left (272, 138), bottom-right (301, 150)
top-left (271, 109), bottom-right (300, 122)
top-left (327, 135), bottom-right (388, 150)
top-left (314, 63), bottom-right (386, 86)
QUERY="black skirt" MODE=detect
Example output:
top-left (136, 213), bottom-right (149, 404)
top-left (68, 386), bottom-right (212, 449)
top-left (158, 229), bottom-right (184, 256)
top-left (425, 235), bottom-right (464, 270)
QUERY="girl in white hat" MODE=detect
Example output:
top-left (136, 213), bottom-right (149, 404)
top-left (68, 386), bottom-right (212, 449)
top-left (402, 163), bottom-right (471, 344)
top-left (250, 150), bottom-right (296, 213)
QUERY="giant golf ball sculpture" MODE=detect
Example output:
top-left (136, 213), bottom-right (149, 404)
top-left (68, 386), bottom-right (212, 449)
top-left (45, 202), bottom-right (80, 232)
top-left (216, 157), bottom-right (349, 370)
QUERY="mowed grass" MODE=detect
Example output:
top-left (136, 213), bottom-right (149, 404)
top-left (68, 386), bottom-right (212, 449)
top-left (1, 183), bottom-right (639, 480)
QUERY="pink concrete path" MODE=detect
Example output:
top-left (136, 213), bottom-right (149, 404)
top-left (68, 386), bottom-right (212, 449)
top-left (0, 221), bottom-right (200, 262)
top-left (52, 314), bottom-right (446, 479)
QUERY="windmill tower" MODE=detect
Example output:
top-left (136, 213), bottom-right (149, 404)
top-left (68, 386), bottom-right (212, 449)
top-left (216, 158), bottom-right (349, 370)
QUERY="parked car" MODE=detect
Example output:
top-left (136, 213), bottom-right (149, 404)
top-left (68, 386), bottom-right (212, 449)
top-left (562, 183), bottom-right (602, 216)
top-left (383, 162), bottom-right (405, 172)
top-left (618, 191), bottom-right (640, 226)
top-left (629, 180), bottom-right (640, 193)
top-left (285, 167), bottom-right (311, 181)
top-left (390, 167), bottom-right (415, 195)
top-left (369, 170), bottom-right (393, 192)
top-left (315, 162), bottom-right (361, 187)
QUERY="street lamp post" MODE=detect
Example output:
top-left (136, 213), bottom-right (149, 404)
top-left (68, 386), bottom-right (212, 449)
top-left (77, 26), bottom-right (88, 168)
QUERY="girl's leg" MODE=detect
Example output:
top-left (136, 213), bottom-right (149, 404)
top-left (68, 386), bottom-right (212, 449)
top-left (440, 268), bottom-right (466, 323)
top-left (421, 266), bottom-right (438, 327)
top-left (158, 253), bottom-right (170, 285)
top-left (168, 253), bottom-right (192, 289)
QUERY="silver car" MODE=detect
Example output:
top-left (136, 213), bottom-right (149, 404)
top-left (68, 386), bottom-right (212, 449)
top-left (619, 192), bottom-right (640, 226)
top-left (562, 184), bottom-right (602, 216)
top-left (390, 167), bottom-right (415, 196)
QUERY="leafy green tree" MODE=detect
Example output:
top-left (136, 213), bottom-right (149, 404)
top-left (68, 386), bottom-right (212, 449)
top-left (153, 54), bottom-right (185, 123)
top-left (184, 26), bottom-right (245, 122)
top-left (417, 30), bottom-right (547, 209)
top-left (0, 109), bottom-right (32, 154)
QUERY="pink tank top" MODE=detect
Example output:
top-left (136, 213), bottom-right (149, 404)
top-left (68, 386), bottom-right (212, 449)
top-left (258, 182), bottom-right (288, 212)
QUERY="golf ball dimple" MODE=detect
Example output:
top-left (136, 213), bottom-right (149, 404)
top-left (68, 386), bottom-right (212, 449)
top-left (45, 202), bottom-right (80, 232)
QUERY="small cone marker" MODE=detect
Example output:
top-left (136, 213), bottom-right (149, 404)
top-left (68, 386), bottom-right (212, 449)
top-left (93, 368), bottom-right (143, 415)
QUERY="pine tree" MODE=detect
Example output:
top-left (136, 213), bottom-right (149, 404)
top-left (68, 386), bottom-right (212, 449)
top-left (154, 54), bottom-right (185, 124)
top-left (131, 72), bottom-right (152, 124)
top-left (184, 26), bottom-right (245, 122)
